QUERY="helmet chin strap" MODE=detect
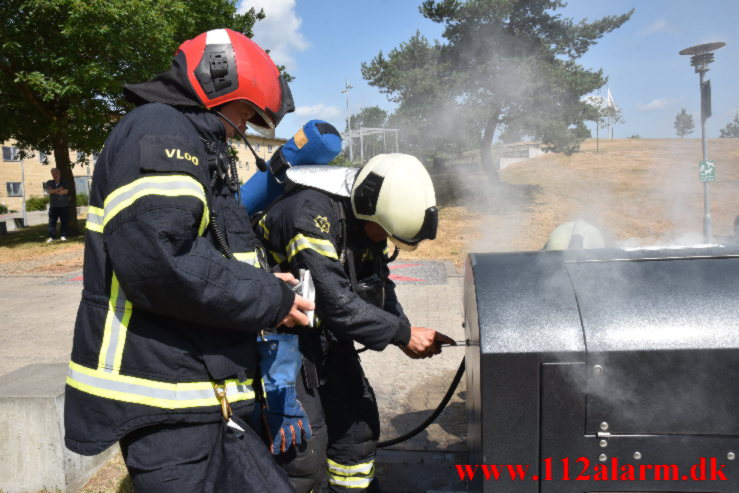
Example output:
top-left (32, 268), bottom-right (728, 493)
top-left (213, 109), bottom-right (269, 172)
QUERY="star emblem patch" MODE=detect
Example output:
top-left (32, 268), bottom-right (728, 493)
top-left (314, 215), bottom-right (331, 233)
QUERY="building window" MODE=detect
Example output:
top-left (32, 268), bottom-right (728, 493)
top-left (76, 151), bottom-right (85, 162)
top-left (92, 152), bottom-right (100, 164)
top-left (267, 145), bottom-right (273, 152)
top-left (6, 182), bottom-right (22, 197)
top-left (2, 146), bottom-right (20, 162)
top-left (39, 151), bottom-right (49, 164)
top-left (255, 144), bottom-right (261, 150)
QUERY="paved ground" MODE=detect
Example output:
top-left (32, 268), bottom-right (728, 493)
top-left (0, 259), bottom-right (468, 492)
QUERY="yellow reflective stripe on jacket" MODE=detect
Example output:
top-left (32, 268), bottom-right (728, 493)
top-left (286, 234), bottom-right (338, 262)
top-left (85, 175), bottom-right (210, 235)
top-left (258, 214), bottom-right (270, 240)
top-left (233, 251), bottom-right (261, 268)
top-left (86, 206), bottom-right (104, 233)
top-left (270, 250), bottom-right (286, 264)
top-left (326, 458), bottom-right (375, 489)
top-left (97, 273), bottom-right (132, 374)
top-left (67, 361), bottom-right (255, 409)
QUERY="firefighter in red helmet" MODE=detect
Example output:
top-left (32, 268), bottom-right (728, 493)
top-left (64, 28), bottom-right (310, 492)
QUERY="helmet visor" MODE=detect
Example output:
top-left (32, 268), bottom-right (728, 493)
top-left (247, 74), bottom-right (294, 137)
top-left (387, 206), bottom-right (438, 250)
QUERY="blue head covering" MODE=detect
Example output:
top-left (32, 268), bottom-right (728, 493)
top-left (240, 120), bottom-right (342, 214)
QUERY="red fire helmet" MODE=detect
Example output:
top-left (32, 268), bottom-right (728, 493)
top-left (177, 28), bottom-right (294, 134)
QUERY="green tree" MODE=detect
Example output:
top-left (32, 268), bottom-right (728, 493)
top-left (0, 0), bottom-right (264, 234)
top-left (674, 108), bottom-right (695, 138)
top-left (719, 113), bottom-right (739, 138)
top-left (362, 0), bottom-right (632, 183)
top-left (348, 106), bottom-right (388, 130)
top-left (361, 31), bottom-right (475, 160)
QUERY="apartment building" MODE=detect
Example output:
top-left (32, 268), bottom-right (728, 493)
top-left (1, 133), bottom-right (285, 212)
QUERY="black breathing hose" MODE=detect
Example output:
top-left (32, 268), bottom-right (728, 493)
top-left (377, 357), bottom-right (465, 448)
top-left (209, 210), bottom-right (234, 260)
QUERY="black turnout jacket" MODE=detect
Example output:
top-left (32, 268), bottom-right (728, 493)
top-left (65, 101), bottom-right (295, 455)
top-left (256, 188), bottom-right (411, 352)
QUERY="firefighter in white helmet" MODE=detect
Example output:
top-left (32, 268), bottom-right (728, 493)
top-left (253, 153), bottom-right (453, 492)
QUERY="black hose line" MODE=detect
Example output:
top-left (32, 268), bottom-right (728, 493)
top-left (377, 357), bottom-right (465, 448)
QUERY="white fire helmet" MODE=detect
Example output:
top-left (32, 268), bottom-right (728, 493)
top-left (545, 220), bottom-right (605, 250)
top-left (351, 153), bottom-right (438, 251)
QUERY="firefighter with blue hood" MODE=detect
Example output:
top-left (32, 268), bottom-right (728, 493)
top-left (63, 28), bottom-right (313, 492)
top-left (247, 142), bottom-right (454, 492)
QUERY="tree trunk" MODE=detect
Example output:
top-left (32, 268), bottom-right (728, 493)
top-left (479, 113), bottom-right (500, 185)
top-left (51, 134), bottom-right (80, 236)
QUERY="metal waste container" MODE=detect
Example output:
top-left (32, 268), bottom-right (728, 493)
top-left (464, 246), bottom-right (739, 492)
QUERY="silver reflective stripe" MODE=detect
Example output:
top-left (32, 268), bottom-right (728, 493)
top-left (67, 362), bottom-right (255, 409)
top-left (233, 251), bottom-right (260, 268)
top-left (327, 476), bottom-right (373, 489)
top-left (327, 458), bottom-right (375, 489)
top-left (327, 460), bottom-right (374, 476)
top-left (86, 176), bottom-right (210, 235)
top-left (101, 276), bottom-right (130, 373)
top-left (86, 206), bottom-right (104, 232)
top-left (104, 177), bottom-right (205, 225)
top-left (286, 234), bottom-right (338, 262)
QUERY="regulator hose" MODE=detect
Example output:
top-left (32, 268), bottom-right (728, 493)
top-left (377, 357), bottom-right (465, 448)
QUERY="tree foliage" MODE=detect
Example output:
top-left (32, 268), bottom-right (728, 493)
top-left (362, 0), bottom-right (632, 182)
top-left (673, 108), bottom-right (695, 138)
top-left (347, 106), bottom-right (388, 130)
top-left (719, 113), bottom-right (739, 138)
top-left (0, 0), bottom-right (263, 232)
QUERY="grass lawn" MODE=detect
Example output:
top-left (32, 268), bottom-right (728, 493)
top-left (0, 221), bottom-right (85, 273)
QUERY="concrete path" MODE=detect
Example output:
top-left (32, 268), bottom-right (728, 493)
top-left (0, 260), bottom-right (468, 492)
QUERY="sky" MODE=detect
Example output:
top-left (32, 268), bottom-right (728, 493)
top-left (239, 0), bottom-right (739, 141)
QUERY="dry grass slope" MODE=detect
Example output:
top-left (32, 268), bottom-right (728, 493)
top-left (406, 138), bottom-right (739, 265)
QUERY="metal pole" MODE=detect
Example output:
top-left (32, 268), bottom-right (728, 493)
top-left (699, 70), bottom-right (712, 242)
top-left (20, 158), bottom-right (27, 227)
top-left (359, 129), bottom-right (364, 163)
top-left (395, 130), bottom-right (398, 152)
top-left (341, 80), bottom-right (353, 162)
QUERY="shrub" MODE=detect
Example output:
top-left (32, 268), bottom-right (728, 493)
top-left (26, 196), bottom-right (50, 211)
top-left (0, 204), bottom-right (7, 214)
top-left (628, 134), bottom-right (641, 139)
top-left (76, 193), bottom-right (89, 206)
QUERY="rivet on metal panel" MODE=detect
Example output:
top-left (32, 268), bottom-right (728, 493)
top-left (634, 451), bottom-right (642, 460)
top-left (600, 421), bottom-right (609, 431)
top-left (593, 364), bottom-right (603, 375)
top-left (599, 454), bottom-right (607, 462)
top-left (728, 452), bottom-right (736, 461)
top-left (599, 440), bottom-right (608, 448)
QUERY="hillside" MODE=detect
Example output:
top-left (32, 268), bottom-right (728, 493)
top-left (406, 138), bottom-right (739, 265)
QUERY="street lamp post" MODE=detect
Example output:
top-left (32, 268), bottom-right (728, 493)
top-left (679, 41), bottom-right (725, 243)
top-left (341, 79), bottom-right (353, 162)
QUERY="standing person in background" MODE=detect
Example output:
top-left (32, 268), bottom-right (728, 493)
top-left (45, 168), bottom-right (70, 242)
top-left (64, 28), bottom-right (312, 492)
